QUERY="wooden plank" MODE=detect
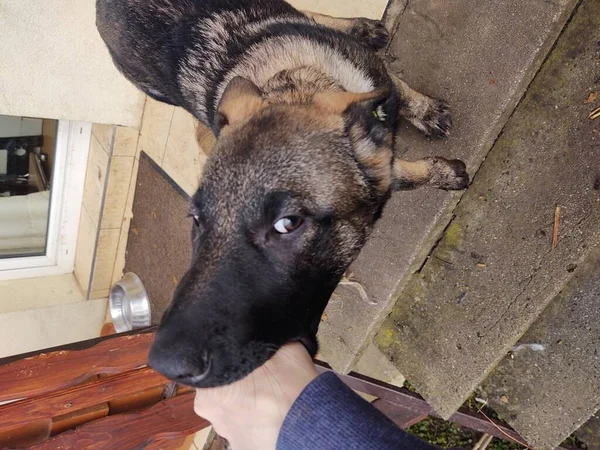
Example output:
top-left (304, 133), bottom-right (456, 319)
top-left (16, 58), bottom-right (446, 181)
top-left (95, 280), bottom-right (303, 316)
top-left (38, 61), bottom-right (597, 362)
top-left (372, 399), bottom-right (428, 429)
top-left (29, 393), bottom-right (210, 450)
top-left (107, 386), bottom-right (164, 415)
top-left (0, 420), bottom-right (50, 449)
top-left (0, 332), bottom-right (154, 403)
top-left (0, 367), bottom-right (167, 435)
top-left (51, 403), bottom-right (110, 435)
top-left (0, 327), bottom-right (156, 366)
top-left (147, 437), bottom-right (189, 450)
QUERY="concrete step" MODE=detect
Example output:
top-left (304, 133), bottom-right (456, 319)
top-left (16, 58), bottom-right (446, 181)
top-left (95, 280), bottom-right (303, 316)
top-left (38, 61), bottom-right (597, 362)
top-left (318, 0), bottom-right (580, 373)
top-left (575, 413), bottom-right (600, 450)
top-left (375, 0), bottom-right (600, 420)
top-left (480, 242), bottom-right (600, 449)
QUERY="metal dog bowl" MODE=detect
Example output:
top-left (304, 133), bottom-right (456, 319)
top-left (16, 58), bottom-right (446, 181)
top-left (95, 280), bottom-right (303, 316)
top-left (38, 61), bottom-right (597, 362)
top-left (109, 272), bottom-right (151, 332)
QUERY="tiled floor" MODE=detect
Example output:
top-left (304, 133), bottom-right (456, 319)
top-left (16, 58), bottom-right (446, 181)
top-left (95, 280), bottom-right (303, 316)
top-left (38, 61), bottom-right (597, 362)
top-left (75, 124), bottom-right (141, 300)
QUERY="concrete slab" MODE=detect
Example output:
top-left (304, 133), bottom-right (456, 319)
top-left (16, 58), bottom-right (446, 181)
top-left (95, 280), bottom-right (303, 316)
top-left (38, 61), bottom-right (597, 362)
top-left (376, 0), bottom-right (600, 419)
top-left (319, 0), bottom-right (580, 373)
top-left (351, 342), bottom-right (406, 402)
top-left (481, 243), bottom-right (600, 449)
top-left (354, 342), bottom-right (406, 387)
top-left (575, 413), bottom-right (600, 450)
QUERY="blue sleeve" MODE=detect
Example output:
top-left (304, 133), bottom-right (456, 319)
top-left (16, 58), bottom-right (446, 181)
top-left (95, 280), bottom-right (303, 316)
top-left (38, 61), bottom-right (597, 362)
top-left (277, 372), bottom-right (437, 450)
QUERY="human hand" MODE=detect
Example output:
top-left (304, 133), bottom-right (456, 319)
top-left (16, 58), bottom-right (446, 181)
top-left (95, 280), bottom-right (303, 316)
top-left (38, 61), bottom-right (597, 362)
top-left (194, 342), bottom-right (318, 450)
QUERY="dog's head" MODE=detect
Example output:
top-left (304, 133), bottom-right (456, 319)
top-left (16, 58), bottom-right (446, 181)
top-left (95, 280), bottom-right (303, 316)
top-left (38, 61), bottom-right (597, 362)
top-left (149, 78), bottom-right (397, 387)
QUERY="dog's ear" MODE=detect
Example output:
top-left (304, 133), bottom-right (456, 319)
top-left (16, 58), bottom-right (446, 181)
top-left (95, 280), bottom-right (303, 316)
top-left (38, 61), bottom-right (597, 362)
top-left (315, 87), bottom-right (397, 193)
top-left (313, 88), bottom-right (393, 115)
top-left (215, 77), bottom-right (266, 135)
top-left (314, 86), bottom-right (396, 146)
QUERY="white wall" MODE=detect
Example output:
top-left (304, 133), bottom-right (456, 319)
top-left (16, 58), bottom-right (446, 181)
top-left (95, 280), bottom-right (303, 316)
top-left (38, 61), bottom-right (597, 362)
top-left (0, 298), bottom-right (107, 358)
top-left (0, 1), bottom-right (144, 127)
top-left (0, 273), bottom-right (107, 358)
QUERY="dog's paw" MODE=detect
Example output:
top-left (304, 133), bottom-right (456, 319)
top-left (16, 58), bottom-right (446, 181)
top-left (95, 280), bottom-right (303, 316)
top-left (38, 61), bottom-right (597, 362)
top-left (410, 98), bottom-right (452, 139)
top-left (350, 18), bottom-right (389, 50)
top-left (426, 157), bottom-right (469, 190)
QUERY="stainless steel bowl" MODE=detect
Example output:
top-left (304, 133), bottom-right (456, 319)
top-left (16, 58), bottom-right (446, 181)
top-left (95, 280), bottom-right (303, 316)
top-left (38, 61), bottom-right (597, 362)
top-left (109, 272), bottom-right (151, 332)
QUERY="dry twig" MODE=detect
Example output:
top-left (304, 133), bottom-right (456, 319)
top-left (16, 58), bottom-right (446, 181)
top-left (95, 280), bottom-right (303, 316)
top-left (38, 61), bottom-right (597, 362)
top-left (552, 205), bottom-right (560, 249)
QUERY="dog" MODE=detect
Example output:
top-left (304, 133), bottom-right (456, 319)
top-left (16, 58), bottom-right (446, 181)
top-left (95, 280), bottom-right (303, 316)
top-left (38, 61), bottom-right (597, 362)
top-left (96, 0), bottom-right (469, 388)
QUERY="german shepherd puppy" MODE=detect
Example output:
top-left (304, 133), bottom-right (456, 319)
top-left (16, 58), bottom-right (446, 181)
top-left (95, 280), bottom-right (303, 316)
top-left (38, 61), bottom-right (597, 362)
top-left (97, 0), bottom-right (468, 388)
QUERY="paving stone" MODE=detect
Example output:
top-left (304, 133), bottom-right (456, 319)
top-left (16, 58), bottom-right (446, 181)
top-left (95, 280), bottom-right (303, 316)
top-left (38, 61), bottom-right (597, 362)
top-left (575, 413), bottom-right (600, 450)
top-left (481, 243), bottom-right (600, 449)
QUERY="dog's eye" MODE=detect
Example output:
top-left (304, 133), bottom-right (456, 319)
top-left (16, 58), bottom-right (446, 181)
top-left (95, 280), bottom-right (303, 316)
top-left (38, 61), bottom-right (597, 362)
top-left (273, 216), bottom-right (303, 234)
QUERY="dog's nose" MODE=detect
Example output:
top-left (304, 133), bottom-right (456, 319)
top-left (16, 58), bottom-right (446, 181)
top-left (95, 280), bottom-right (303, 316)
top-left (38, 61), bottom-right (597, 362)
top-left (148, 337), bottom-right (211, 384)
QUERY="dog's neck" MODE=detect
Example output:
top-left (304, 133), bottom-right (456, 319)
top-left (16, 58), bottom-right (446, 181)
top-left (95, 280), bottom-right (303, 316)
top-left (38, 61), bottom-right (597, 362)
top-left (262, 67), bottom-right (344, 105)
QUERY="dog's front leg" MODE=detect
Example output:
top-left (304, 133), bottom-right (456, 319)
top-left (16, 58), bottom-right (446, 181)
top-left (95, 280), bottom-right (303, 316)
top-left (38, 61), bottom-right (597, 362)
top-left (300, 10), bottom-right (389, 50)
top-left (393, 157), bottom-right (469, 191)
top-left (388, 70), bottom-right (453, 139)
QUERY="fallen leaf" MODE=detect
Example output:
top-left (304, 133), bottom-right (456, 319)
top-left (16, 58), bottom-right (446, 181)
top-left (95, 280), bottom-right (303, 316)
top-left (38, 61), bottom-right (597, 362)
top-left (151, 210), bottom-right (158, 220)
top-left (321, 313), bottom-right (328, 322)
top-left (172, 275), bottom-right (178, 286)
top-left (131, 227), bottom-right (139, 236)
top-left (489, 78), bottom-right (497, 85)
top-left (584, 91), bottom-right (597, 104)
top-left (500, 395), bottom-right (509, 404)
top-left (477, 263), bottom-right (487, 268)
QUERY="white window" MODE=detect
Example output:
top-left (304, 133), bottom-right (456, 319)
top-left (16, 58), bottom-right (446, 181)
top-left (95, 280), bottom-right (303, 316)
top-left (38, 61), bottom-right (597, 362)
top-left (0, 121), bottom-right (91, 281)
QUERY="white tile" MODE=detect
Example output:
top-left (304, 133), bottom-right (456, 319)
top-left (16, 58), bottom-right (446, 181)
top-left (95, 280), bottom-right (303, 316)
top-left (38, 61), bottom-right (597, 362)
top-left (124, 157), bottom-right (140, 221)
top-left (92, 123), bottom-right (115, 155)
top-left (193, 428), bottom-right (213, 449)
top-left (111, 217), bottom-right (131, 288)
top-left (90, 289), bottom-right (110, 300)
top-left (287, 0), bottom-right (388, 19)
top-left (74, 207), bottom-right (98, 294)
top-left (137, 97), bottom-right (175, 164)
top-left (90, 228), bottom-right (121, 293)
top-left (162, 108), bottom-right (207, 196)
top-left (82, 135), bottom-right (110, 227)
top-left (113, 126), bottom-right (140, 157)
top-left (0, 299), bottom-right (108, 358)
top-left (0, 274), bottom-right (84, 315)
top-left (101, 156), bottom-right (135, 230)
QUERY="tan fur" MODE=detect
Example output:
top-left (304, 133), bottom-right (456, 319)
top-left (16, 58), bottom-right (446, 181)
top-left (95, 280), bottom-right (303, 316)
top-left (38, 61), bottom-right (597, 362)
top-left (196, 122), bottom-right (217, 156)
top-left (262, 67), bottom-right (342, 104)
top-left (393, 159), bottom-right (431, 185)
top-left (301, 10), bottom-right (355, 32)
top-left (313, 88), bottom-right (390, 114)
top-left (217, 77), bottom-right (267, 131)
top-left (393, 157), bottom-right (468, 190)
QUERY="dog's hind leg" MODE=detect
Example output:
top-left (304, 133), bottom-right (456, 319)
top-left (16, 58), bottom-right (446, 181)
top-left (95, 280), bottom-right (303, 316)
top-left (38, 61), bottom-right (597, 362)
top-left (300, 10), bottom-right (389, 50)
top-left (388, 70), bottom-right (453, 139)
top-left (393, 157), bottom-right (469, 191)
